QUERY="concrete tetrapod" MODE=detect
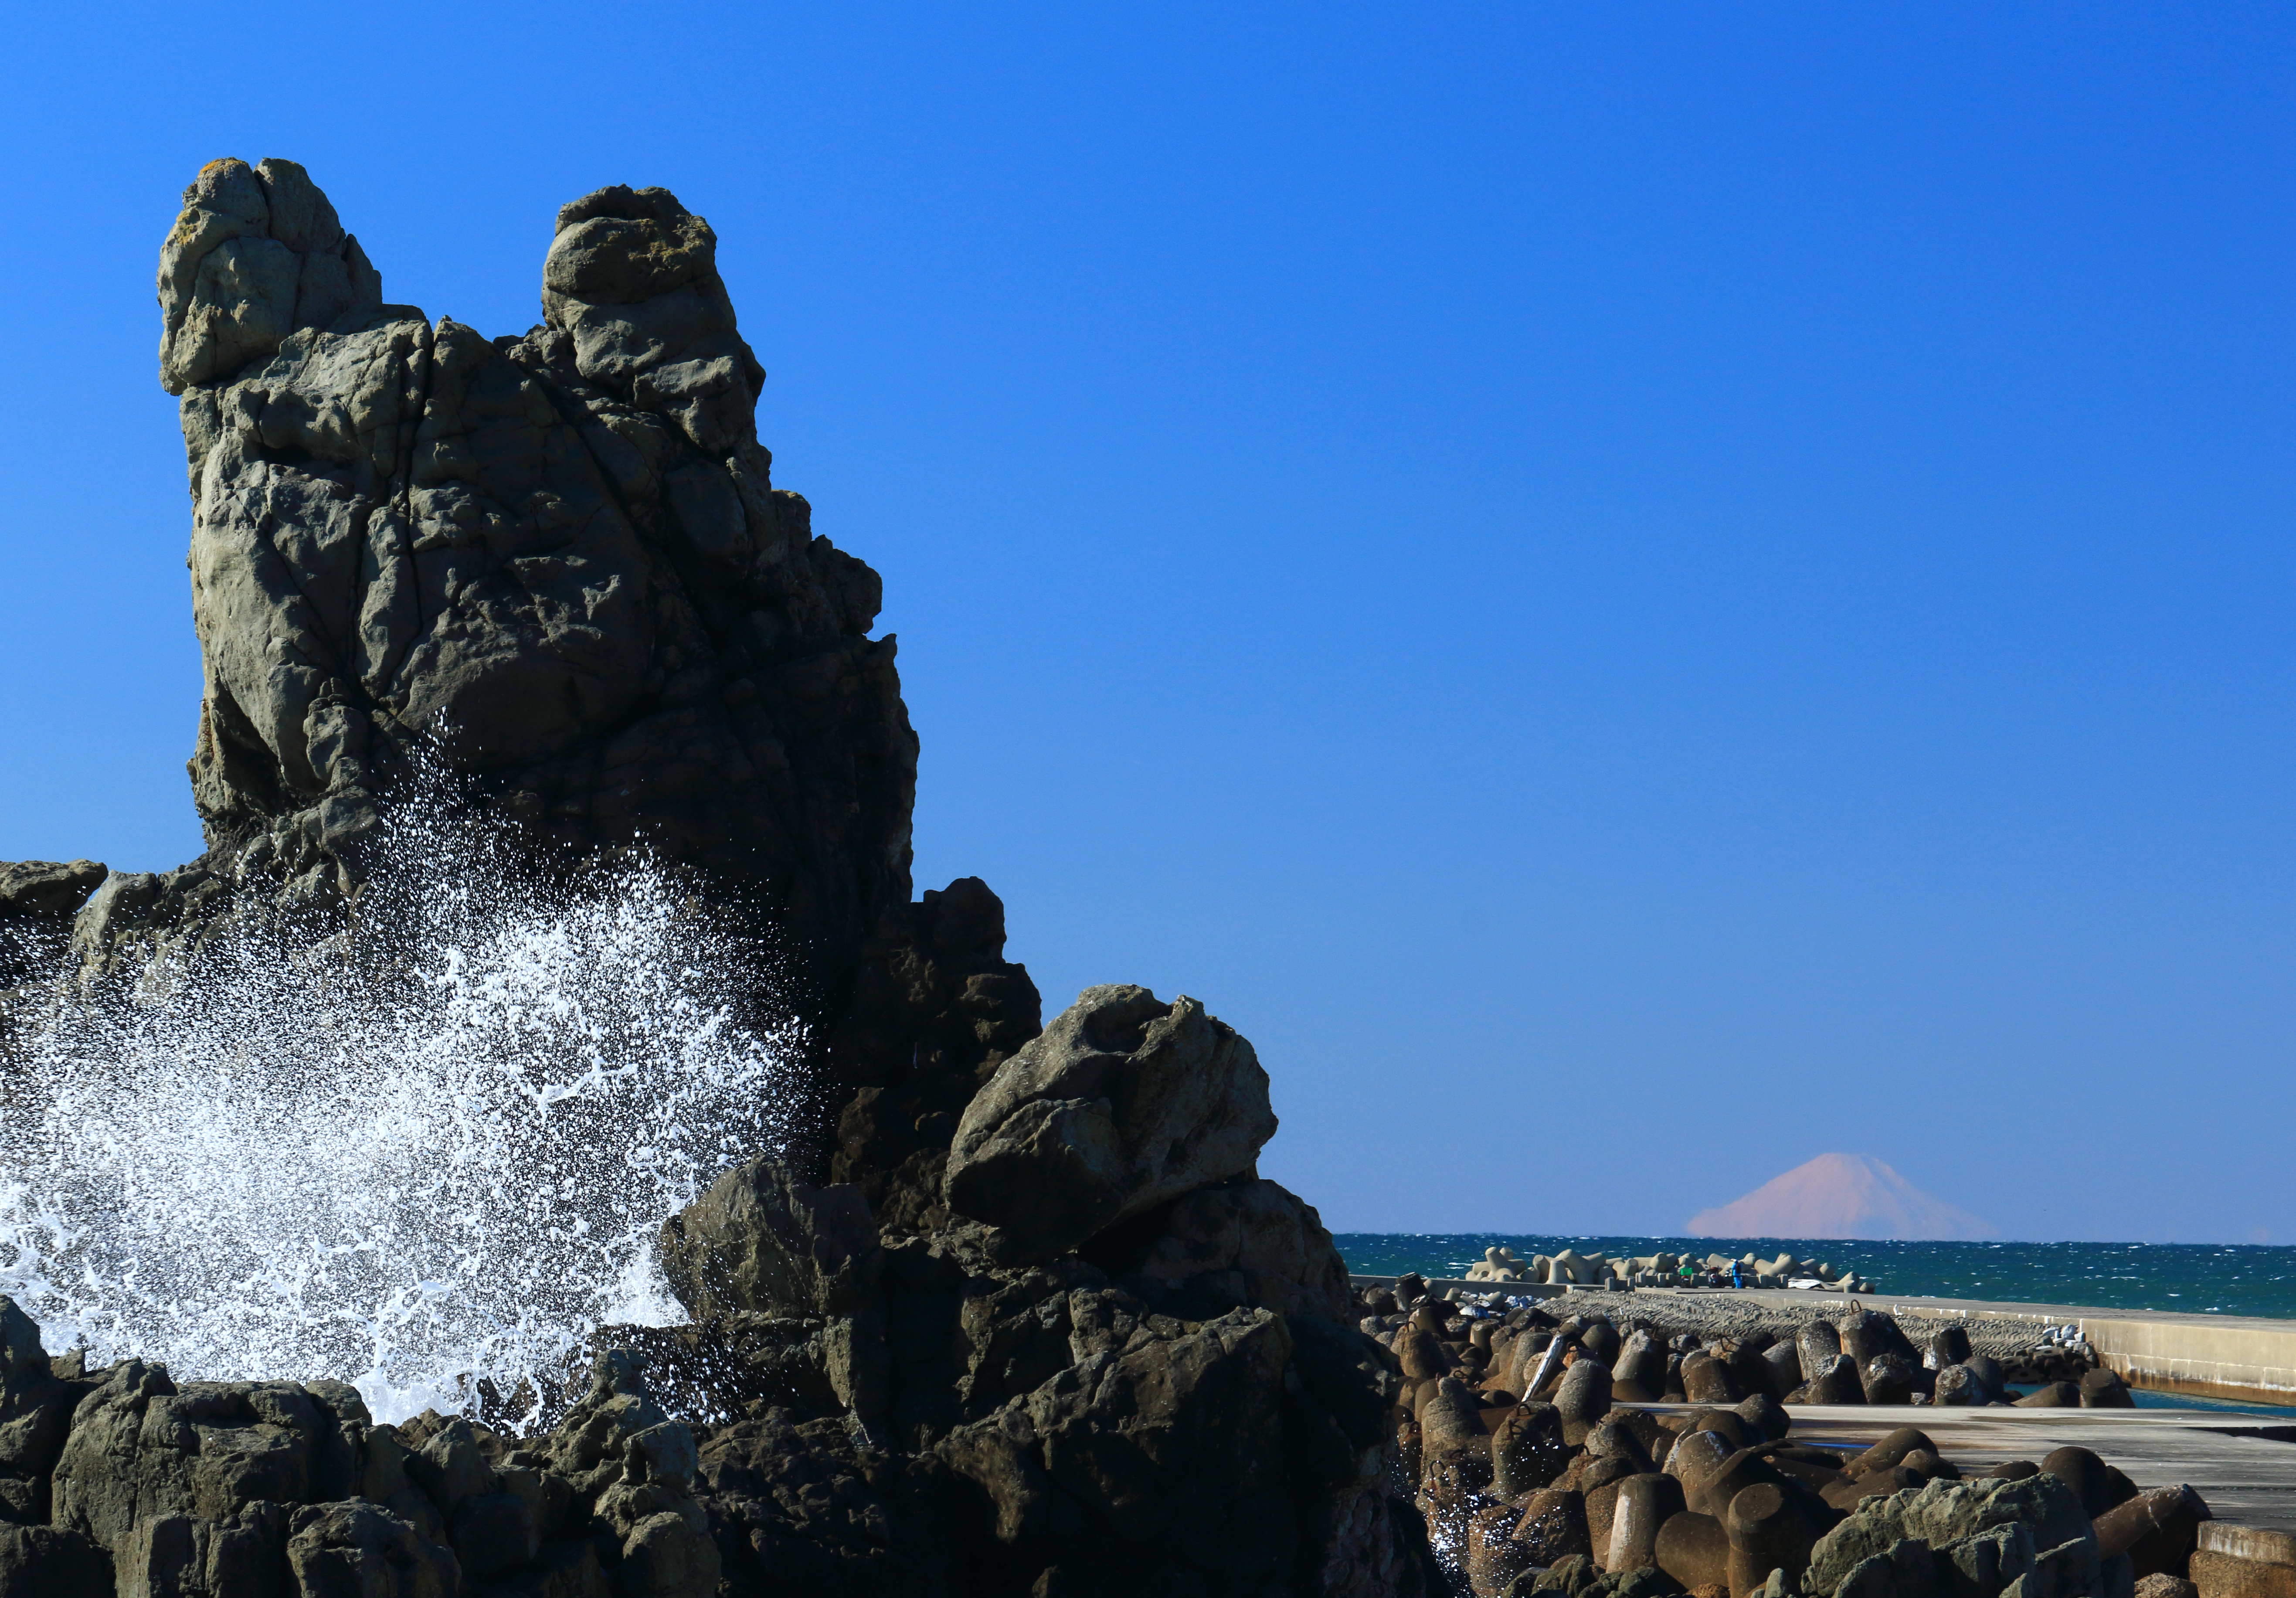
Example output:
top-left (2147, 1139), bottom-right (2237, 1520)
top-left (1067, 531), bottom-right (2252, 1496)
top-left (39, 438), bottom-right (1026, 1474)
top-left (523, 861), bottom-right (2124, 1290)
top-left (1607, 1474), bottom-right (1688, 1573)
top-left (2095, 1486), bottom-right (2211, 1579)
top-left (1556, 1357), bottom-right (1616, 1446)
top-left (1513, 1487), bottom-right (1593, 1568)
top-left (1726, 1481), bottom-right (1820, 1598)
top-left (1656, 1509), bottom-right (1733, 1593)
top-left (1492, 1402), bottom-right (1571, 1500)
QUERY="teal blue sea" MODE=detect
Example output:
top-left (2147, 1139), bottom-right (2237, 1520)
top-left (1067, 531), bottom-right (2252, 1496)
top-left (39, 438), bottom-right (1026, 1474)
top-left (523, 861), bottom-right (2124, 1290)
top-left (1333, 1236), bottom-right (2296, 1319)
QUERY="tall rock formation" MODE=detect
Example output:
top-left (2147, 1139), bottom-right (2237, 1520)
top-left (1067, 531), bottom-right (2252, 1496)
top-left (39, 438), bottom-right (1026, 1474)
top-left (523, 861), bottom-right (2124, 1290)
top-left (147, 157), bottom-right (914, 988)
top-left (0, 160), bottom-right (1443, 1598)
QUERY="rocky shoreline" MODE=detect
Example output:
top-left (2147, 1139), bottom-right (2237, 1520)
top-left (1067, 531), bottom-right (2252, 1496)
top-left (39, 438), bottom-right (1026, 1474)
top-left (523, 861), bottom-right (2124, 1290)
top-left (0, 982), bottom-right (1435, 1598)
top-left (0, 159), bottom-right (2232, 1598)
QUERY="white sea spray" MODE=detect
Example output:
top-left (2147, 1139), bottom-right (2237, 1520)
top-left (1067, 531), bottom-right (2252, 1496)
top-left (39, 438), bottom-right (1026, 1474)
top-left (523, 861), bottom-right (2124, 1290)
top-left (0, 780), bottom-right (800, 1426)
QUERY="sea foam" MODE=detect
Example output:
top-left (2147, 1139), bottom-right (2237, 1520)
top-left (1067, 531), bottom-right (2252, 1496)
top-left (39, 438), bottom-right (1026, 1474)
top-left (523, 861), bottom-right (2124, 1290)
top-left (0, 779), bottom-right (800, 1426)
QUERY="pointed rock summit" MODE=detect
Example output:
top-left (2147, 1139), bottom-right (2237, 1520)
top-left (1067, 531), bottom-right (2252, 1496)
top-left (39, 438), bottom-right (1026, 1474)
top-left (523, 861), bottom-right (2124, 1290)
top-left (1686, 1152), bottom-right (1996, 1240)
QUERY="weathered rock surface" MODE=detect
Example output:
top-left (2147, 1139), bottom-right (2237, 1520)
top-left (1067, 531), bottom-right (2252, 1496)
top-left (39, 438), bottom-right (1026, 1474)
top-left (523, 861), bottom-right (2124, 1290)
top-left (0, 1301), bottom-right (744, 1598)
top-left (625, 970), bottom-right (1411, 1594)
top-left (0, 859), bottom-right (107, 997)
top-left (79, 158), bottom-right (916, 1058)
top-left (1806, 1473), bottom-right (2095, 1597)
top-left (943, 984), bottom-right (1277, 1261)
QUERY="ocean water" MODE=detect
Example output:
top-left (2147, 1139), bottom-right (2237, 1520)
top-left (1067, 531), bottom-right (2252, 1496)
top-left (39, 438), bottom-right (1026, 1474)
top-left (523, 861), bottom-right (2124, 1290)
top-left (1335, 1234), bottom-right (2296, 1319)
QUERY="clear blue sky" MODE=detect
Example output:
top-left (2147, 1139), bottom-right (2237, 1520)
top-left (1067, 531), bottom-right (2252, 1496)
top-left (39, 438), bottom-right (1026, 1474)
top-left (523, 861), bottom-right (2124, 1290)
top-left (3, 4), bottom-right (2290, 1242)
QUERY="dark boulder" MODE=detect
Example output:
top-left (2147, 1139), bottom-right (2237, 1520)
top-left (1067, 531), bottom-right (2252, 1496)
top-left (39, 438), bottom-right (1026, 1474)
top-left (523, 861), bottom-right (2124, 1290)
top-left (0, 1523), bottom-right (115, 1596)
top-left (942, 985), bottom-right (1277, 1262)
top-left (0, 1298), bottom-right (75, 1525)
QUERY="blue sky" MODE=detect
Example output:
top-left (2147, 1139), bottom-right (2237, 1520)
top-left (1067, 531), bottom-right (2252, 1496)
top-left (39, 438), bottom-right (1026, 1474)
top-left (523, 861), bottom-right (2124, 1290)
top-left (2, 4), bottom-right (2290, 1241)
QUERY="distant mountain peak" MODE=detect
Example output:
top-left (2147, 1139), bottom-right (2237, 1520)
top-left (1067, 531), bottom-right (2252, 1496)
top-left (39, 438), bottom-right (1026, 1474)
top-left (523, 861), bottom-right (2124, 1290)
top-left (1687, 1152), bottom-right (1996, 1241)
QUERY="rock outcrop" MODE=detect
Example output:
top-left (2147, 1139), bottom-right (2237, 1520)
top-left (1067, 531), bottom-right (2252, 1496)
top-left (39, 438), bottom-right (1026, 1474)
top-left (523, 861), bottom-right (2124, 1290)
top-left (87, 159), bottom-right (915, 1029)
top-left (0, 981), bottom-right (1430, 1596)
top-left (635, 984), bottom-right (1420, 1595)
top-left (944, 983), bottom-right (1278, 1262)
top-left (0, 160), bottom-right (1446, 1597)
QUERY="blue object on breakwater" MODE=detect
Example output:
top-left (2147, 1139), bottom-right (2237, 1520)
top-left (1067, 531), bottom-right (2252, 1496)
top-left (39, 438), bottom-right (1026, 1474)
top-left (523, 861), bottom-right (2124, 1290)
top-left (1334, 1234), bottom-right (2296, 1319)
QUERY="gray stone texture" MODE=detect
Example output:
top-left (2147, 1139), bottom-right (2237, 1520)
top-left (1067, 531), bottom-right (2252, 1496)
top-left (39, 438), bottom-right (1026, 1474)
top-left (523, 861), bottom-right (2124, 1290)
top-left (143, 159), bottom-right (914, 993)
top-left (0, 159), bottom-right (1441, 1598)
top-left (942, 983), bottom-right (1278, 1261)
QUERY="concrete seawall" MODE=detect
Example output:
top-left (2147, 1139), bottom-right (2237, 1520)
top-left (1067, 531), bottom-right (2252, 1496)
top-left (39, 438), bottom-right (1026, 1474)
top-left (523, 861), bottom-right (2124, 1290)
top-left (1348, 1275), bottom-right (2296, 1407)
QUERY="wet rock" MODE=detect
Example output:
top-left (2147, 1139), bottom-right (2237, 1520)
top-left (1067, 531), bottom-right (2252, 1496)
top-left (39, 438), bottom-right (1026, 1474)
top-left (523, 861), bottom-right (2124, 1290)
top-left (940, 1303), bottom-right (1299, 1593)
top-left (659, 1160), bottom-right (882, 1324)
top-left (1301, 1484), bottom-right (1441, 1598)
top-left (942, 985), bottom-right (1276, 1262)
top-left (656, 1160), bottom-right (890, 1422)
top-left (1515, 1488), bottom-right (1595, 1568)
top-left (1494, 1403), bottom-right (1572, 1499)
top-left (1470, 1500), bottom-right (1537, 1595)
top-left (51, 1361), bottom-right (341, 1555)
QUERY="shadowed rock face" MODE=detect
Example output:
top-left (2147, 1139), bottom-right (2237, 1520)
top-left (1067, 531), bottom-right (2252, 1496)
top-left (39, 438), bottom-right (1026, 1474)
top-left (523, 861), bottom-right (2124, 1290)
top-left (155, 158), bottom-right (914, 978)
top-left (0, 161), bottom-right (1450, 1596)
